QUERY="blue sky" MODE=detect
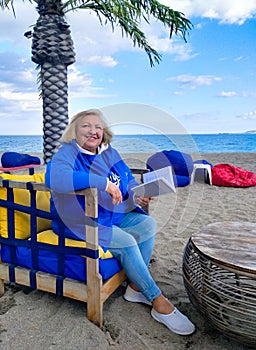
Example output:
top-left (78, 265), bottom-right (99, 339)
top-left (0, 0), bottom-right (256, 135)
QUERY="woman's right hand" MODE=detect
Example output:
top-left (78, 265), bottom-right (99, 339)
top-left (106, 182), bottom-right (123, 205)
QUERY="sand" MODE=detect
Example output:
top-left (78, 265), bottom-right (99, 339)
top-left (0, 152), bottom-right (256, 350)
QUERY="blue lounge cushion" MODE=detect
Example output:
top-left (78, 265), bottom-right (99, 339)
top-left (1, 243), bottom-right (121, 282)
top-left (1, 152), bottom-right (41, 168)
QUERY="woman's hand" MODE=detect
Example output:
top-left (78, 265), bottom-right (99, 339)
top-left (134, 195), bottom-right (154, 207)
top-left (106, 181), bottom-right (123, 205)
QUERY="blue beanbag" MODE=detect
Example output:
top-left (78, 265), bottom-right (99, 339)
top-left (147, 150), bottom-right (194, 187)
top-left (1, 152), bottom-right (41, 168)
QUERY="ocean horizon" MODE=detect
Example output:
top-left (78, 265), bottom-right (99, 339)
top-left (0, 133), bottom-right (255, 154)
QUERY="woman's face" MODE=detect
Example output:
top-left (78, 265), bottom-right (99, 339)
top-left (76, 114), bottom-right (104, 153)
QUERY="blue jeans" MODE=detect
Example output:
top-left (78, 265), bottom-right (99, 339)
top-left (108, 211), bottom-right (161, 302)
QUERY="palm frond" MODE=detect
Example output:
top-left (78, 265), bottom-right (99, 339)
top-left (0, 0), bottom-right (34, 16)
top-left (62, 0), bottom-right (192, 65)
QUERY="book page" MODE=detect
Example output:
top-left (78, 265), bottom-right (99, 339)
top-left (132, 177), bottom-right (175, 197)
top-left (143, 166), bottom-right (175, 192)
top-left (131, 166), bottom-right (176, 197)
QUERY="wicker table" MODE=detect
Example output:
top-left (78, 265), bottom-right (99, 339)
top-left (183, 221), bottom-right (256, 347)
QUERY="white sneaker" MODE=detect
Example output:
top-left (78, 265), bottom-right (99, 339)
top-left (151, 307), bottom-right (196, 335)
top-left (123, 285), bottom-right (152, 305)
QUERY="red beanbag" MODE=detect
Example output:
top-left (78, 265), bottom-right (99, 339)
top-left (212, 163), bottom-right (256, 187)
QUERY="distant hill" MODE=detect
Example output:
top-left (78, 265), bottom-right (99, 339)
top-left (244, 130), bottom-right (256, 134)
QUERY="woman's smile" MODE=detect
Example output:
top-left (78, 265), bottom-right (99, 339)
top-left (76, 114), bottom-right (104, 153)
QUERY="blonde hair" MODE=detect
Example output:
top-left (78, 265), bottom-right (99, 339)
top-left (60, 109), bottom-right (114, 144)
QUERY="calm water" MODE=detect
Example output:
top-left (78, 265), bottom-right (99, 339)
top-left (0, 134), bottom-right (255, 154)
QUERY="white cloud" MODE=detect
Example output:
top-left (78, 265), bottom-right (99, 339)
top-left (0, 86), bottom-right (38, 104)
top-left (237, 111), bottom-right (256, 120)
top-left (68, 66), bottom-right (116, 99)
top-left (219, 91), bottom-right (238, 97)
top-left (67, 11), bottom-right (135, 63)
top-left (168, 74), bottom-right (222, 89)
top-left (234, 56), bottom-right (243, 62)
top-left (0, 51), bottom-right (41, 116)
top-left (0, 81), bottom-right (40, 111)
top-left (85, 55), bottom-right (118, 67)
top-left (173, 91), bottom-right (185, 96)
top-left (0, 2), bottom-right (37, 42)
top-left (148, 36), bottom-right (197, 61)
top-left (162, 0), bottom-right (256, 25)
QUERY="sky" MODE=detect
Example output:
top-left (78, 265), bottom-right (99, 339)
top-left (0, 0), bottom-right (256, 135)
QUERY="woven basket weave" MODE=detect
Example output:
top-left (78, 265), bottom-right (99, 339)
top-left (183, 238), bottom-right (256, 347)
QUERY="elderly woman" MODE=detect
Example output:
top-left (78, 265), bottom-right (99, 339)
top-left (45, 109), bottom-right (195, 335)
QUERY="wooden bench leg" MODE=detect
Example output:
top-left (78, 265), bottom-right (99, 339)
top-left (0, 252), bottom-right (4, 296)
top-left (0, 278), bottom-right (4, 296)
top-left (87, 258), bottom-right (103, 327)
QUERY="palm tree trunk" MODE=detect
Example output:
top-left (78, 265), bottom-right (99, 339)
top-left (32, 0), bottom-right (75, 164)
top-left (41, 62), bottom-right (68, 163)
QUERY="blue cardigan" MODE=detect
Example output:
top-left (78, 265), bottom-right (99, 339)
top-left (45, 140), bottom-right (146, 249)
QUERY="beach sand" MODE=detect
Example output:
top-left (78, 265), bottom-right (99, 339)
top-left (0, 152), bottom-right (256, 349)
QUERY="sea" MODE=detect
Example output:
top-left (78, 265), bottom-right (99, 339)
top-left (0, 133), bottom-right (255, 154)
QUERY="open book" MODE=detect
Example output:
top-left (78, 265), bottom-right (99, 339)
top-left (131, 166), bottom-right (176, 197)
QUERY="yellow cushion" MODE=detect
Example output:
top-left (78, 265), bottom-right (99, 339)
top-left (37, 230), bottom-right (113, 259)
top-left (0, 173), bottom-right (51, 239)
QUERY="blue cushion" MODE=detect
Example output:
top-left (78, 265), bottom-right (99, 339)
top-left (1, 152), bottom-right (41, 168)
top-left (1, 244), bottom-right (121, 282)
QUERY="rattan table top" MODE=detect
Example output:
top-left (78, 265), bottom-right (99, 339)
top-left (191, 221), bottom-right (256, 274)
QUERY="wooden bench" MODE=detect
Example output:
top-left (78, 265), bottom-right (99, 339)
top-left (0, 168), bottom-right (148, 327)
